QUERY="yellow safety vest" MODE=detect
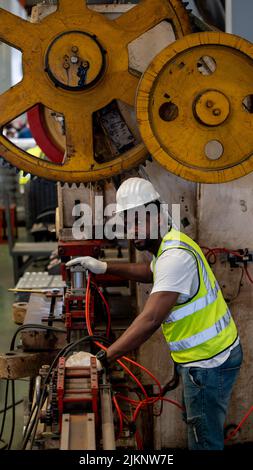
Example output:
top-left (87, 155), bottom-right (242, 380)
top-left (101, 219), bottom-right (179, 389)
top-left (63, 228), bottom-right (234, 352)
top-left (153, 229), bottom-right (238, 364)
top-left (19, 146), bottom-right (45, 185)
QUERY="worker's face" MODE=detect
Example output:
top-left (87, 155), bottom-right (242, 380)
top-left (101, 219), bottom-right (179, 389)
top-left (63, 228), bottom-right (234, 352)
top-left (124, 210), bottom-right (160, 251)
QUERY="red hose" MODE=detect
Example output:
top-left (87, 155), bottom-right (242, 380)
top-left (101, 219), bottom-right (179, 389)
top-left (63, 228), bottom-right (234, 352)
top-left (91, 277), bottom-right (111, 338)
top-left (244, 265), bottom-right (253, 284)
top-left (113, 395), bottom-right (124, 439)
top-left (117, 360), bottom-right (148, 398)
top-left (85, 272), bottom-right (183, 443)
top-left (85, 274), bottom-right (148, 397)
top-left (225, 405), bottom-right (253, 443)
top-left (85, 274), bottom-right (93, 336)
top-left (135, 430), bottom-right (143, 450)
top-left (133, 396), bottom-right (184, 424)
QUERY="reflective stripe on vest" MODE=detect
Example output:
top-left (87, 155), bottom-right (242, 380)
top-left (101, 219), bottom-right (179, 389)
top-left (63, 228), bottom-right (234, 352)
top-left (169, 308), bottom-right (232, 351)
top-left (161, 239), bottom-right (220, 324)
top-left (165, 280), bottom-right (220, 323)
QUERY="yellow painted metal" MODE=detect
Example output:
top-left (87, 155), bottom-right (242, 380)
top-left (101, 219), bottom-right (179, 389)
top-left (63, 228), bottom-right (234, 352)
top-left (137, 32), bottom-right (253, 183)
top-left (47, 31), bottom-right (104, 88)
top-left (0, 0), bottom-right (191, 183)
top-left (194, 90), bottom-right (230, 127)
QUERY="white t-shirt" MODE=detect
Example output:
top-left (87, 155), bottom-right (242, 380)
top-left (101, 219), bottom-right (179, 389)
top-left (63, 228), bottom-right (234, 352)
top-left (150, 248), bottom-right (239, 368)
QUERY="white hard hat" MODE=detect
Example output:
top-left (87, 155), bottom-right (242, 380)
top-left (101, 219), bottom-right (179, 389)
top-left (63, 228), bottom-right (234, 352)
top-left (115, 177), bottom-right (160, 214)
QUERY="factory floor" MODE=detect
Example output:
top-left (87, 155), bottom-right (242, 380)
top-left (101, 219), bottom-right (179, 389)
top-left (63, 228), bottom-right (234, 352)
top-left (0, 244), bottom-right (29, 449)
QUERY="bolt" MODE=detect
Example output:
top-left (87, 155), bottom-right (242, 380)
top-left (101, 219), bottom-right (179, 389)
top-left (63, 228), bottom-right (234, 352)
top-left (213, 108), bottom-right (221, 116)
top-left (206, 100), bottom-right (214, 108)
top-left (63, 63), bottom-right (70, 69)
top-left (71, 46), bottom-right (79, 53)
top-left (70, 56), bottom-right (79, 64)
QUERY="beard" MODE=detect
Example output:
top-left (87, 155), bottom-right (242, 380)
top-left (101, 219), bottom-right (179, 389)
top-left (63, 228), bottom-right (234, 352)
top-left (133, 238), bottom-right (157, 252)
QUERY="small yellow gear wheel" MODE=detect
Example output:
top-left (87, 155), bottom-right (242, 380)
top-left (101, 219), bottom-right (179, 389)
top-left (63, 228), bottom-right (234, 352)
top-left (0, 0), bottom-right (191, 183)
top-left (137, 32), bottom-right (253, 183)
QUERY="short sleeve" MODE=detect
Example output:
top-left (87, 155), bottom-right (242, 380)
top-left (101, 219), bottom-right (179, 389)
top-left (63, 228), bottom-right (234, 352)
top-left (151, 248), bottom-right (199, 298)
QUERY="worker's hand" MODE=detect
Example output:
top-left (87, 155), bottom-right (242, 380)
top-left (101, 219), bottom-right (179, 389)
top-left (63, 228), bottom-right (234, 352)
top-left (66, 256), bottom-right (107, 274)
top-left (66, 351), bottom-right (103, 371)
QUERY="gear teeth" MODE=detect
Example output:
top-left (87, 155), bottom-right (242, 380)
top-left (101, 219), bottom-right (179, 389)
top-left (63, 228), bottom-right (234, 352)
top-left (180, 0), bottom-right (195, 29)
top-left (181, 0), bottom-right (193, 18)
top-left (0, 158), bottom-right (10, 169)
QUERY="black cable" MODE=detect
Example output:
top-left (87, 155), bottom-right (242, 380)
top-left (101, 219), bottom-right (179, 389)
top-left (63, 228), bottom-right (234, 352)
top-left (27, 334), bottom-right (109, 449)
top-left (10, 324), bottom-right (66, 351)
top-left (22, 403), bottom-right (37, 442)
top-left (21, 334), bottom-right (110, 449)
top-left (0, 380), bottom-right (9, 443)
top-left (22, 335), bottom-right (96, 449)
top-left (226, 267), bottom-right (244, 304)
top-left (0, 399), bottom-right (23, 415)
top-left (0, 438), bottom-right (8, 450)
top-left (20, 341), bottom-right (74, 450)
top-left (7, 380), bottom-right (15, 450)
top-left (2, 324), bottom-right (64, 450)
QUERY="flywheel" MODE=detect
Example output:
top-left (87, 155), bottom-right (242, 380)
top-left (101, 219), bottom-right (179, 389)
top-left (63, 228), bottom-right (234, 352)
top-left (137, 32), bottom-right (253, 183)
top-left (0, 0), bottom-right (191, 183)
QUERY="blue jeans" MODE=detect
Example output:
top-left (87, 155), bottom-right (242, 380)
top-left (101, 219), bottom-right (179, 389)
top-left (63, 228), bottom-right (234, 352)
top-left (176, 343), bottom-right (243, 450)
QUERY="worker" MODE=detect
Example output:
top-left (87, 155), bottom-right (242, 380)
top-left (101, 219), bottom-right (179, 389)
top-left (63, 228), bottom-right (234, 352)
top-left (66, 177), bottom-right (242, 450)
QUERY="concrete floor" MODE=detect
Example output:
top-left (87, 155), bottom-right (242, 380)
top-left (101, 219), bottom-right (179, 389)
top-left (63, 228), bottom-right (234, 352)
top-left (0, 244), bottom-right (29, 449)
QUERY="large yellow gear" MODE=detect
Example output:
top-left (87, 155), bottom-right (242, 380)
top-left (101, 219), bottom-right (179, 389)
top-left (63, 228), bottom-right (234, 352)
top-left (137, 32), bottom-right (253, 183)
top-left (0, 0), bottom-right (191, 183)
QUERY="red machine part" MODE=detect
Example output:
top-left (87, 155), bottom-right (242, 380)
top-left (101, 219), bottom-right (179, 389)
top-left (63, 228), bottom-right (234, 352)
top-left (56, 357), bottom-right (65, 424)
top-left (27, 106), bottom-right (64, 164)
top-left (64, 293), bottom-right (94, 331)
top-left (59, 240), bottom-right (127, 286)
top-left (57, 356), bottom-right (99, 431)
top-left (59, 240), bottom-right (102, 282)
top-left (58, 240), bottom-right (103, 258)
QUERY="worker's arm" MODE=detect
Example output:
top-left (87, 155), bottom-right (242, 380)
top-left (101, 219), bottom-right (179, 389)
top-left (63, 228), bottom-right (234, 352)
top-left (106, 262), bottom-right (152, 283)
top-left (106, 291), bottom-right (179, 362)
top-left (66, 257), bottom-right (153, 283)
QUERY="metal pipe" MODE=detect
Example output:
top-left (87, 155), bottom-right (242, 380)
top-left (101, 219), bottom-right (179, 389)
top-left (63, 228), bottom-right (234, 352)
top-left (73, 271), bottom-right (84, 289)
top-left (100, 378), bottom-right (116, 450)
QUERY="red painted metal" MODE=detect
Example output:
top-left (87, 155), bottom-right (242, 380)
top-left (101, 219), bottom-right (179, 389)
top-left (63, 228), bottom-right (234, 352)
top-left (27, 105), bottom-right (64, 163)
top-left (57, 357), bottom-right (100, 430)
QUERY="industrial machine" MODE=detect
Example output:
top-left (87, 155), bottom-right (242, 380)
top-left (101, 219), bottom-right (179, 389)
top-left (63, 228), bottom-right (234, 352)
top-left (1, 0), bottom-right (253, 451)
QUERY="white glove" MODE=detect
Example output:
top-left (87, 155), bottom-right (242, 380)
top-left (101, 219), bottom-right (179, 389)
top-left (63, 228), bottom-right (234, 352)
top-left (66, 351), bottom-right (102, 371)
top-left (66, 256), bottom-right (107, 274)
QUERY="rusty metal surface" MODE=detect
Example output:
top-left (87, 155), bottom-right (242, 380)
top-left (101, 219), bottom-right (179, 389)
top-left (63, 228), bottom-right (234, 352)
top-left (60, 413), bottom-right (96, 450)
top-left (0, 350), bottom-right (58, 379)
